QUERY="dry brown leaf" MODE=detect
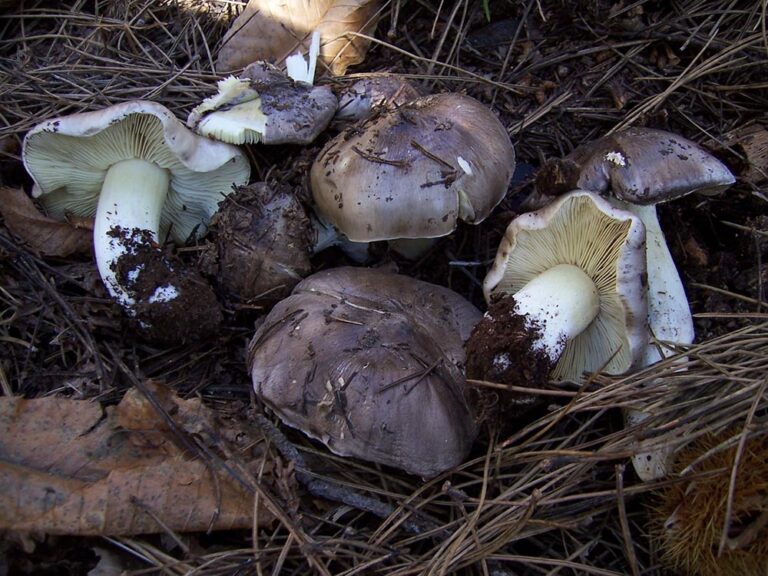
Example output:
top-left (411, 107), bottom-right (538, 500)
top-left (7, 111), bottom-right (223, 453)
top-left (718, 124), bottom-right (768, 184)
top-left (0, 384), bottom-right (273, 536)
top-left (0, 186), bottom-right (92, 257)
top-left (217, 0), bottom-right (382, 75)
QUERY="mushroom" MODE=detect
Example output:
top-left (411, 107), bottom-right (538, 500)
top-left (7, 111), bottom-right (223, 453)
top-left (477, 190), bottom-right (648, 385)
top-left (534, 127), bottom-right (735, 365)
top-left (187, 44), bottom-right (338, 146)
top-left (310, 93), bottom-right (516, 258)
top-left (22, 100), bottom-right (251, 342)
top-left (333, 75), bottom-right (422, 125)
top-left (533, 128), bottom-right (736, 479)
top-left (203, 182), bottom-right (312, 308)
top-left (247, 266), bottom-right (480, 478)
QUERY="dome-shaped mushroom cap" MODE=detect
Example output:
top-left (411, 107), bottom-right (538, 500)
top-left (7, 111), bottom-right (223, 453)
top-left (248, 267), bottom-right (481, 478)
top-left (310, 93), bottom-right (515, 242)
top-left (566, 127), bottom-right (735, 204)
top-left (23, 100), bottom-right (251, 244)
top-left (334, 76), bottom-right (422, 124)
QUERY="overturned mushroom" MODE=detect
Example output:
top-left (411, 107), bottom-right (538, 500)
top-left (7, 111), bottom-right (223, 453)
top-left (23, 100), bottom-right (251, 343)
top-left (248, 266), bottom-right (480, 478)
top-left (187, 58), bottom-right (337, 146)
top-left (311, 93), bottom-right (515, 258)
top-left (203, 182), bottom-right (312, 308)
top-left (476, 191), bottom-right (647, 385)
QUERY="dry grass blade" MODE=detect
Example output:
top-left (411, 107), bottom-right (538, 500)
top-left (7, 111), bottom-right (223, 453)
top-left (0, 0), bottom-right (232, 139)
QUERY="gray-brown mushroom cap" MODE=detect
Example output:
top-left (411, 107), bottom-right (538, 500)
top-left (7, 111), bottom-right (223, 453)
top-left (539, 127), bottom-right (735, 203)
top-left (334, 76), bottom-right (422, 124)
top-left (187, 62), bottom-right (338, 146)
top-left (248, 267), bottom-right (481, 478)
top-left (205, 182), bottom-right (312, 307)
top-left (310, 93), bottom-right (516, 242)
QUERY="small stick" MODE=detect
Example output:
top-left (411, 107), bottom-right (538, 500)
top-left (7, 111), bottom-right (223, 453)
top-left (253, 413), bottom-right (439, 535)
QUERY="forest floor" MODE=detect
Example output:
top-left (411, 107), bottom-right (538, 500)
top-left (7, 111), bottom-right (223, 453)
top-left (1, 1), bottom-right (767, 574)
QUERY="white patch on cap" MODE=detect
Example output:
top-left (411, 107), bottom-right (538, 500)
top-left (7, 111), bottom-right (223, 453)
top-left (457, 156), bottom-right (473, 175)
top-left (605, 151), bottom-right (627, 166)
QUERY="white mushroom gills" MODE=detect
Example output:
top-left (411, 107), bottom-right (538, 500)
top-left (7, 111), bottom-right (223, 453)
top-left (513, 264), bottom-right (600, 362)
top-left (93, 158), bottom-right (170, 308)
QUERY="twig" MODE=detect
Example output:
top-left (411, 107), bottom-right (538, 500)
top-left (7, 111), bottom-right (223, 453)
top-left (253, 412), bottom-right (439, 535)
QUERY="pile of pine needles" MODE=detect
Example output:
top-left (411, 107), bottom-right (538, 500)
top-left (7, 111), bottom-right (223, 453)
top-left (2, 0), bottom-right (767, 574)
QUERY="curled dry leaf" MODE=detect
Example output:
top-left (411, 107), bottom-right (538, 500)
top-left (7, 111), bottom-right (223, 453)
top-left (217, 0), bottom-right (382, 75)
top-left (0, 186), bottom-right (92, 257)
top-left (0, 382), bottom-right (273, 536)
top-left (714, 123), bottom-right (768, 184)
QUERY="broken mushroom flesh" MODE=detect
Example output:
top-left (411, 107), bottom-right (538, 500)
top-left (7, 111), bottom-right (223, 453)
top-left (248, 266), bottom-right (480, 478)
top-left (187, 60), bottom-right (338, 146)
top-left (22, 101), bottom-right (251, 342)
top-left (480, 191), bottom-right (648, 384)
top-left (310, 93), bottom-right (515, 253)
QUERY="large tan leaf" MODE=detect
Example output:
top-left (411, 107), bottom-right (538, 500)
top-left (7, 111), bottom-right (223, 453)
top-left (0, 383), bottom-right (273, 535)
top-left (217, 0), bottom-right (382, 75)
top-left (0, 186), bottom-right (92, 257)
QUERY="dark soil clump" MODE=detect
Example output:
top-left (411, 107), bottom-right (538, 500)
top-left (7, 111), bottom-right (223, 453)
top-left (465, 292), bottom-right (554, 421)
top-left (111, 226), bottom-right (222, 344)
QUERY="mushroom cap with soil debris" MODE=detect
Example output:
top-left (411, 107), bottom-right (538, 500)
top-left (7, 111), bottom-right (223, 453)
top-left (187, 61), bottom-right (338, 146)
top-left (310, 93), bottom-right (515, 245)
top-left (202, 182), bottom-right (313, 308)
top-left (248, 266), bottom-right (481, 479)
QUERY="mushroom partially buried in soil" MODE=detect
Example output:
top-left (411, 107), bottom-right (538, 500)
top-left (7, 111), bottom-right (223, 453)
top-left (469, 191), bottom-right (647, 392)
top-left (187, 60), bottom-right (338, 146)
top-left (22, 100), bottom-right (251, 343)
top-left (248, 266), bottom-right (481, 478)
top-left (203, 182), bottom-right (312, 308)
top-left (310, 93), bottom-right (516, 258)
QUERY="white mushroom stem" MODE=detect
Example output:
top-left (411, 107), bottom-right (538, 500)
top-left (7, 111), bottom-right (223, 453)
top-left (388, 237), bottom-right (438, 259)
top-left (310, 212), bottom-right (370, 263)
top-left (514, 264), bottom-right (600, 362)
top-left (620, 203), bottom-right (695, 364)
top-left (618, 203), bottom-right (694, 481)
top-left (93, 158), bottom-right (170, 309)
